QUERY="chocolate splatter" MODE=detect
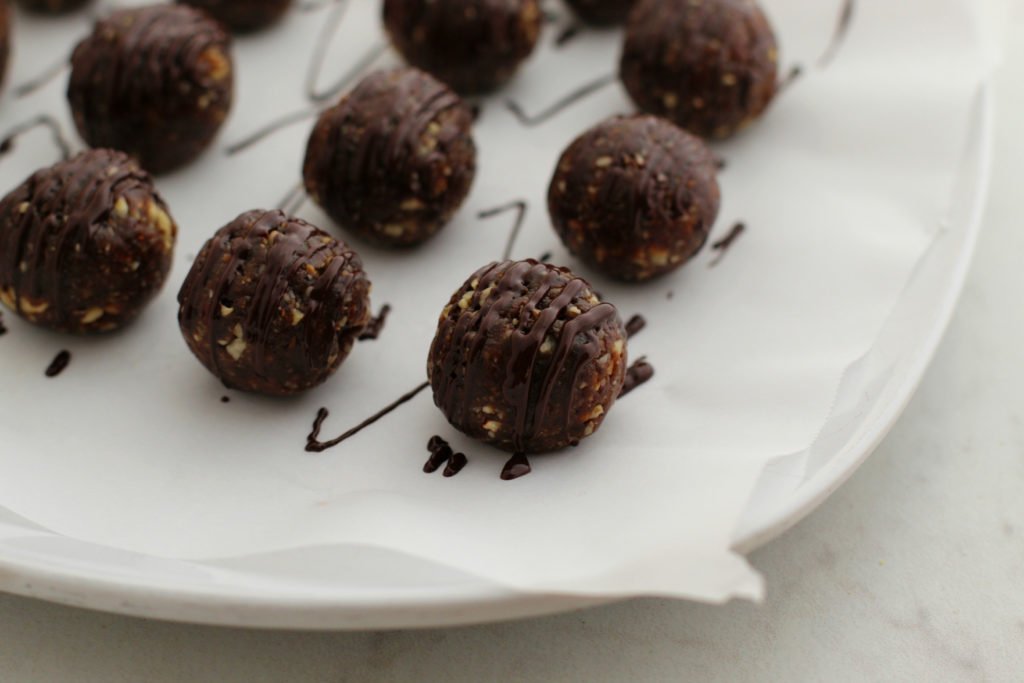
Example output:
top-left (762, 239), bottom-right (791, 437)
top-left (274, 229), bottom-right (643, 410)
top-left (469, 103), bottom-right (483, 122)
top-left (666, 291), bottom-right (674, 300)
top-left (538, 250), bottom-right (553, 263)
top-left (555, 22), bottom-right (583, 48)
top-left (776, 65), bottom-right (804, 95)
top-left (13, 58), bottom-right (68, 99)
top-left (505, 72), bottom-right (616, 127)
top-left (306, 381), bottom-right (430, 452)
top-left (358, 304), bottom-right (391, 341)
top-left (819, 0), bottom-right (856, 67)
top-left (424, 435), bottom-right (468, 477)
top-left (221, 396), bottom-right (231, 403)
top-left (624, 314), bottom-right (646, 338)
top-left (709, 222), bottom-right (746, 267)
top-left (0, 115), bottom-right (73, 162)
top-left (714, 156), bottom-right (727, 171)
top-left (0, 312), bottom-right (6, 336)
top-left (500, 452), bottom-right (532, 480)
top-left (44, 350), bottom-right (71, 378)
top-left (478, 200), bottom-right (528, 261)
top-left (619, 357), bottom-right (654, 398)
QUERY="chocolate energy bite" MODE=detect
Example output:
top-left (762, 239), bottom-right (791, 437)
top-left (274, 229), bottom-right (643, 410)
top-left (383, 0), bottom-right (542, 94)
top-left (303, 67), bottom-right (477, 248)
top-left (620, 0), bottom-right (778, 139)
top-left (176, 0), bottom-right (292, 32)
top-left (548, 114), bottom-right (720, 282)
top-left (177, 210), bottom-right (371, 396)
top-left (563, 0), bottom-right (633, 25)
top-left (428, 260), bottom-right (627, 454)
top-left (15, 0), bottom-right (91, 13)
top-left (68, 4), bottom-right (234, 174)
top-left (0, 149), bottom-right (176, 334)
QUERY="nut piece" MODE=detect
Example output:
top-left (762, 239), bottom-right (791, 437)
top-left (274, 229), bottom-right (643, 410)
top-left (548, 114), bottom-right (720, 282)
top-left (177, 209), bottom-right (372, 397)
top-left (428, 260), bottom-right (628, 454)
top-left (0, 149), bottom-right (177, 334)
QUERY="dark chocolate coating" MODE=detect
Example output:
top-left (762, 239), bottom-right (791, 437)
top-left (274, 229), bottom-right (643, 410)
top-left (428, 260), bottom-right (627, 454)
top-left (68, 5), bottom-right (234, 174)
top-left (176, 0), bottom-right (291, 32)
top-left (177, 210), bottom-right (371, 396)
top-left (303, 67), bottom-right (477, 248)
top-left (0, 0), bottom-right (8, 89)
top-left (383, 0), bottom-right (542, 94)
top-left (15, 0), bottom-right (90, 14)
top-left (547, 114), bottom-right (720, 282)
top-left (620, 0), bottom-right (778, 139)
top-left (0, 149), bottom-right (177, 334)
top-left (563, 0), bottom-right (632, 25)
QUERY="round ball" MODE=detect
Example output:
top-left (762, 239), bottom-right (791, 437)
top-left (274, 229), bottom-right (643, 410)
top-left (428, 260), bottom-right (628, 454)
top-left (548, 114), bottom-right (720, 282)
top-left (177, 210), bottom-right (372, 396)
top-left (15, 0), bottom-right (90, 14)
top-left (0, 149), bottom-right (177, 334)
top-left (563, 0), bottom-right (633, 25)
top-left (177, 0), bottom-right (292, 32)
top-left (383, 0), bottom-right (542, 94)
top-left (303, 67), bottom-right (477, 249)
top-left (68, 5), bottom-right (234, 174)
top-left (620, 0), bottom-right (778, 139)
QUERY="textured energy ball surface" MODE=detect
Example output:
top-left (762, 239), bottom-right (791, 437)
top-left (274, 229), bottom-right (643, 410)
top-left (68, 5), bottom-right (234, 173)
top-left (303, 67), bottom-right (477, 248)
top-left (383, 0), bottom-right (542, 94)
top-left (177, 210), bottom-right (371, 396)
top-left (0, 149), bottom-right (177, 333)
top-left (620, 0), bottom-right (778, 139)
top-left (428, 260), bottom-right (628, 454)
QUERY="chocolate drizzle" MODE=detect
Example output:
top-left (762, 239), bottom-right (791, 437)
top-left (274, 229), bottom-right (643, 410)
top-left (358, 304), bottom-right (391, 341)
top-left (819, 0), bottom-right (856, 67)
top-left (0, 115), bottom-right (73, 161)
top-left (500, 452), bottom-right (532, 480)
top-left (478, 200), bottom-right (528, 261)
top-left (306, 381), bottom-right (430, 452)
top-left (624, 314), bottom-right (646, 338)
top-left (430, 260), bottom-right (624, 454)
top-left (555, 23), bottom-right (583, 48)
top-left (304, 0), bottom-right (389, 102)
top-left (776, 65), bottom-right (804, 95)
top-left (13, 58), bottom-right (68, 99)
top-left (424, 435), bottom-right (468, 477)
top-left (709, 222), bottom-right (746, 267)
top-left (226, 108), bottom-right (321, 156)
top-left (221, 395), bottom-right (230, 403)
top-left (44, 350), bottom-right (71, 377)
top-left (0, 312), bottom-right (6, 336)
top-left (619, 357), bottom-right (653, 398)
top-left (505, 72), bottom-right (616, 127)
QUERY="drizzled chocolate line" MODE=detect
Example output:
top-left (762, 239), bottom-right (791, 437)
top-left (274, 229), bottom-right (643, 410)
top-left (619, 357), bottom-right (653, 398)
top-left (276, 180), bottom-right (307, 214)
top-left (358, 304), bottom-right (391, 341)
top-left (505, 72), bottom-right (617, 127)
top-left (555, 22), bottom-right (583, 48)
top-left (306, 381), bottom-right (430, 452)
top-left (500, 452), bottom-right (532, 480)
top-left (478, 200), bottom-right (528, 261)
top-left (819, 0), bottom-right (856, 67)
top-left (714, 156), bottom-right (727, 171)
top-left (45, 350), bottom-right (71, 378)
top-left (709, 222), bottom-right (746, 267)
top-left (0, 312), bottom-right (6, 336)
top-left (221, 396), bottom-right (230, 403)
top-left (424, 435), bottom-right (468, 477)
top-left (226, 108), bottom-right (321, 156)
top-left (305, 0), bottom-right (389, 103)
top-left (538, 251), bottom-right (552, 263)
top-left (624, 314), bottom-right (646, 338)
top-left (13, 58), bottom-right (69, 99)
top-left (0, 115), bottom-right (73, 161)
top-left (776, 65), bottom-right (804, 95)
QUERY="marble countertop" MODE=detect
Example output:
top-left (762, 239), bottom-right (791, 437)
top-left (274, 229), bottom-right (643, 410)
top-left (2, 9), bottom-right (1022, 683)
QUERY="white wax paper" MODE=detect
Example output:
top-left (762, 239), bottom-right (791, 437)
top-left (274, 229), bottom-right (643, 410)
top-left (0, 0), bottom-right (993, 602)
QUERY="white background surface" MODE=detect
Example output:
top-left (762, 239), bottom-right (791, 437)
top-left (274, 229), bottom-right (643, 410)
top-left (0, 7), bottom-right (1020, 683)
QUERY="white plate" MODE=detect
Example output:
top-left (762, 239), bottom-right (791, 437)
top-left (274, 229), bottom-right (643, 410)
top-left (0, 0), bottom-right (994, 628)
